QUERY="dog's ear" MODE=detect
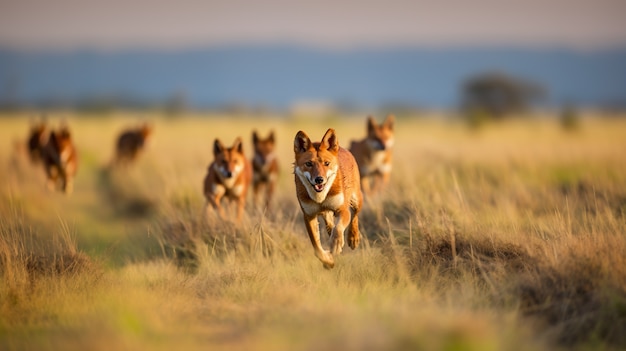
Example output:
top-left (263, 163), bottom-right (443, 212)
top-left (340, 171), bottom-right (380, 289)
top-left (294, 131), bottom-right (311, 154)
top-left (252, 130), bottom-right (259, 144)
top-left (49, 131), bottom-right (59, 147)
top-left (233, 137), bottom-right (244, 153)
top-left (384, 114), bottom-right (395, 131)
top-left (268, 130), bottom-right (275, 143)
top-left (141, 122), bottom-right (153, 135)
top-left (213, 139), bottom-right (225, 157)
top-left (321, 128), bottom-right (339, 154)
top-left (367, 115), bottom-right (377, 134)
top-left (59, 125), bottom-right (71, 139)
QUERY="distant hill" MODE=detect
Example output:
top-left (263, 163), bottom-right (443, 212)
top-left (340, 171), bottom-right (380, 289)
top-left (1, 46), bottom-right (625, 110)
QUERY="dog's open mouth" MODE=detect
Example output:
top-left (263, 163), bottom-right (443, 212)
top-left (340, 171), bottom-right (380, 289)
top-left (313, 183), bottom-right (325, 192)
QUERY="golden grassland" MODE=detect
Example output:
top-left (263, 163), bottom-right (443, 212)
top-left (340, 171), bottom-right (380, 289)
top-left (1, 110), bottom-right (625, 350)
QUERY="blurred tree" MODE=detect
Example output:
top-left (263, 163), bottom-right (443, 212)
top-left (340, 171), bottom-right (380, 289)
top-left (560, 103), bottom-right (580, 131)
top-left (164, 90), bottom-right (189, 117)
top-left (460, 71), bottom-right (545, 119)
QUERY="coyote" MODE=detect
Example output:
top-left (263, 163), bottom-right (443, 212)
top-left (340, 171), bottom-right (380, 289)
top-left (203, 137), bottom-right (252, 220)
top-left (294, 128), bottom-right (363, 269)
top-left (349, 115), bottom-right (395, 196)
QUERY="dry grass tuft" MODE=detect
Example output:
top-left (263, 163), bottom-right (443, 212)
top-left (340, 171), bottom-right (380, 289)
top-left (516, 239), bottom-right (626, 347)
top-left (156, 195), bottom-right (308, 271)
top-left (24, 251), bottom-right (96, 277)
top-left (411, 233), bottom-right (534, 276)
top-left (0, 204), bottom-right (101, 281)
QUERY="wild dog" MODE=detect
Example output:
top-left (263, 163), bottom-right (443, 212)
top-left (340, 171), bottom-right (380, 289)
top-left (114, 123), bottom-right (153, 165)
top-left (349, 114), bottom-right (395, 196)
top-left (294, 128), bottom-right (363, 269)
top-left (203, 137), bottom-right (252, 220)
top-left (42, 124), bottom-right (78, 194)
top-left (251, 130), bottom-right (279, 211)
top-left (27, 120), bottom-right (49, 164)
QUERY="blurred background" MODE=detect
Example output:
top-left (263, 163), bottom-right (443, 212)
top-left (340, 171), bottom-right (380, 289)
top-left (1, 0), bottom-right (625, 117)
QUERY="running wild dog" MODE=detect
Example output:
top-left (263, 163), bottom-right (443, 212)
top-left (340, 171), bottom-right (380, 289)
top-left (251, 130), bottom-right (279, 211)
top-left (294, 128), bottom-right (363, 269)
top-left (42, 124), bottom-right (78, 194)
top-left (27, 120), bottom-right (49, 164)
top-left (203, 137), bottom-right (252, 220)
top-left (114, 123), bottom-right (153, 165)
top-left (349, 115), bottom-right (395, 196)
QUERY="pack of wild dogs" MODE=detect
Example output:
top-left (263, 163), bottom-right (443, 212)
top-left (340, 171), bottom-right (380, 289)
top-left (23, 115), bottom-right (395, 269)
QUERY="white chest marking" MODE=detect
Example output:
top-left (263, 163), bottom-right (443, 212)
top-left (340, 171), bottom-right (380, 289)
top-left (60, 148), bottom-right (71, 163)
top-left (300, 193), bottom-right (344, 217)
top-left (324, 193), bottom-right (345, 210)
top-left (230, 184), bottom-right (244, 197)
top-left (212, 184), bottom-right (226, 197)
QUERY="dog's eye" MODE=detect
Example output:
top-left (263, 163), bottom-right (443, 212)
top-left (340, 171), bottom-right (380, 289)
top-left (324, 161), bottom-right (330, 166)
top-left (305, 161), bottom-right (313, 167)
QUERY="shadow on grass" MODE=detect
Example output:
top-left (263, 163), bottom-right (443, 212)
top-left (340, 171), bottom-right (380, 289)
top-left (96, 166), bottom-right (156, 219)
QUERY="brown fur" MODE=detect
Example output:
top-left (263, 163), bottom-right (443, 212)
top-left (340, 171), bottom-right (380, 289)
top-left (114, 124), bottom-right (153, 165)
top-left (42, 125), bottom-right (78, 194)
top-left (27, 121), bottom-right (49, 164)
top-left (203, 137), bottom-right (252, 220)
top-left (294, 128), bottom-right (363, 269)
top-left (349, 114), bottom-right (395, 196)
top-left (251, 130), bottom-right (279, 211)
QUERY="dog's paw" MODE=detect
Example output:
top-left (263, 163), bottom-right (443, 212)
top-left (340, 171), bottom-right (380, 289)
top-left (348, 230), bottom-right (360, 250)
top-left (330, 237), bottom-right (344, 256)
top-left (316, 250), bottom-right (335, 269)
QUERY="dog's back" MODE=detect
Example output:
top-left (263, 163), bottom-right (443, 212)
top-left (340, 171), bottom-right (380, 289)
top-left (115, 124), bottom-right (152, 165)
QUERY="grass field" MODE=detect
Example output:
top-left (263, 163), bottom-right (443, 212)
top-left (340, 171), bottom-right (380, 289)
top-left (1, 110), bottom-right (625, 351)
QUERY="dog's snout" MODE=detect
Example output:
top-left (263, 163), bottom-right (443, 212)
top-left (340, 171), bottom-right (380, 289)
top-left (224, 170), bottom-right (233, 178)
top-left (314, 176), bottom-right (324, 184)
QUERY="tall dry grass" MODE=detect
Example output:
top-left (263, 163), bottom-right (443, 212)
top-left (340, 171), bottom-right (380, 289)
top-left (0, 111), bottom-right (625, 350)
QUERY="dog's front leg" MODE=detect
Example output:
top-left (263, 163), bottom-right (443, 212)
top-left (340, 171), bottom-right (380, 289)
top-left (206, 192), bottom-right (225, 218)
top-left (265, 180), bottom-right (275, 211)
top-left (330, 208), bottom-right (349, 256)
top-left (304, 213), bottom-right (334, 269)
top-left (322, 211), bottom-right (335, 237)
top-left (235, 196), bottom-right (246, 221)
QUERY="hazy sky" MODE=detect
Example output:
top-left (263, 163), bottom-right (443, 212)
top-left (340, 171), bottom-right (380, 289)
top-left (1, 0), bottom-right (626, 51)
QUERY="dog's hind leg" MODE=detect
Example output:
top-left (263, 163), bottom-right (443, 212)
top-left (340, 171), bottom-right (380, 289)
top-left (347, 208), bottom-right (361, 250)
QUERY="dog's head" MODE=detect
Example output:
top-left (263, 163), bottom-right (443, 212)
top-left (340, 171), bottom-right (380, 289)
top-left (294, 128), bottom-right (339, 195)
top-left (366, 114), bottom-right (395, 151)
top-left (28, 121), bottom-right (49, 152)
top-left (213, 137), bottom-right (246, 180)
top-left (139, 123), bottom-right (153, 140)
top-left (51, 126), bottom-right (73, 152)
top-left (252, 130), bottom-right (276, 163)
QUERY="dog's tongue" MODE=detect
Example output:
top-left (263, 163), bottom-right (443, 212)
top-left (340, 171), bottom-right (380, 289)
top-left (314, 183), bottom-right (325, 192)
